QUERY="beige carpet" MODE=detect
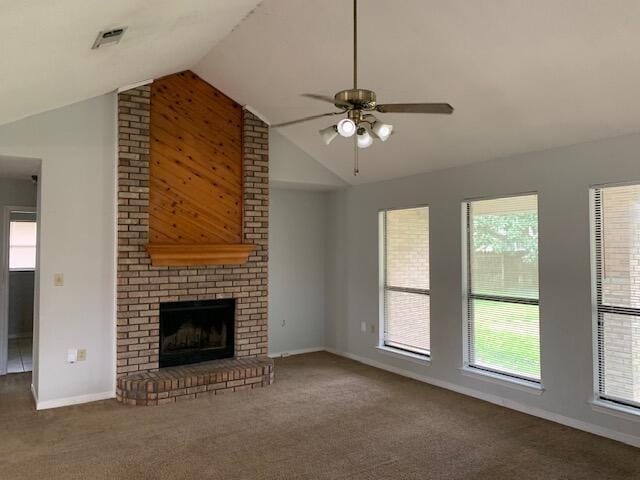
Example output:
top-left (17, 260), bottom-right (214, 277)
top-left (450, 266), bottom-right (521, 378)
top-left (0, 352), bottom-right (638, 479)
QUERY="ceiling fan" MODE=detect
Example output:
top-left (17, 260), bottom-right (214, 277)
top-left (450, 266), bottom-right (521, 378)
top-left (273, 0), bottom-right (454, 175)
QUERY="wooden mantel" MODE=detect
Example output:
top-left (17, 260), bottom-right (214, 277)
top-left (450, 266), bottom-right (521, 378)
top-left (145, 244), bottom-right (255, 267)
top-left (146, 70), bottom-right (254, 266)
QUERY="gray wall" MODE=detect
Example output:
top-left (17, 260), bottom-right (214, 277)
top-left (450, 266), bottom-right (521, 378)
top-left (0, 177), bottom-right (37, 207)
top-left (9, 271), bottom-right (34, 338)
top-left (0, 94), bottom-right (116, 406)
top-left (268, 188), bottom-right (328, 355)
top-left (326, 132), bottom-right (640, 444)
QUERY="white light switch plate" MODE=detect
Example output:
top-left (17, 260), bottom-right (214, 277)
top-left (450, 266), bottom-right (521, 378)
top-left (67, 349), bottom-right (77, 363)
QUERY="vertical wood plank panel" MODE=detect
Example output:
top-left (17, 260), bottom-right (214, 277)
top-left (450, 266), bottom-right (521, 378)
top-left (149, 70), bottom-right (243, 245)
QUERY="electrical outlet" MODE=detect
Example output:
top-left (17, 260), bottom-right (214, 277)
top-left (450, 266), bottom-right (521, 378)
top-left (54, 273), bottom-right (64, 287)
top-left (77, 349), bottom-right (87, 362)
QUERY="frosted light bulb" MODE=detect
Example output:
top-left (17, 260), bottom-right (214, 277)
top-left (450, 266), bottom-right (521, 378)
top-left (337, 118), bottom-right (356, 137)
top-left (357, 128), bottom-right (373, 148)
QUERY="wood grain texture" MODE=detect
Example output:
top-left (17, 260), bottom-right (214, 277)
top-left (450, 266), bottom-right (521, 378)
top-left (149, 70), bottom-right (243, 245)
top-left (145, 244), bottom-right (256, 266)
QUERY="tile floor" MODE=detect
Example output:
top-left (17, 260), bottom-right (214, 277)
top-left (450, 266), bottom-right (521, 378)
top-left (7, 337), bottom-right (32, 373)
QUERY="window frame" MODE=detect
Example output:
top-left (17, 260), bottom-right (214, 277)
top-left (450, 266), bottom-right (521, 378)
top-left (379, 205), bottom-right (431, 359)
top-left (462, 192), bottom-right (542, 385)
top-left (591, 183), bottom-right (640, 412)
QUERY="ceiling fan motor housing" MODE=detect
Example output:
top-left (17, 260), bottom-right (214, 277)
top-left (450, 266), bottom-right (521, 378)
top-left (335, 89), bottom-right (377, 110)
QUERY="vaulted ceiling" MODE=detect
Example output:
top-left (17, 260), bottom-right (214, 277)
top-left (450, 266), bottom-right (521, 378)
top-left (0, 0), bottom-right (260, 126)
top-left (196, 0), bottom-right (640, 184)
top-left (4, 1), bottom-right (640, 186)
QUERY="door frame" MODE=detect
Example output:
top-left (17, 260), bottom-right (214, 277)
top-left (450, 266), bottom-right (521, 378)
top-left (0, 205), bottom-right (37, 375)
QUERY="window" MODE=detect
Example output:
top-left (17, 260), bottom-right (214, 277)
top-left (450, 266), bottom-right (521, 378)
top-left (380, 206), bottom-right (430, 356)
top-left (9, 220), bottom-right (37, 270)
top-left (465, 194), bottom-right (541, 382)
top-left (594, 184), bottom-right (640, 409)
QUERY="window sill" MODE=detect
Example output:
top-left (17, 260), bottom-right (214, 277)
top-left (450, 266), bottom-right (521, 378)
top-left (591, 399), bottom-right (640, 422)
top-left (375, 345), bottom-right (431, 365)
top-left (459, 366), bottom-right (544, 395)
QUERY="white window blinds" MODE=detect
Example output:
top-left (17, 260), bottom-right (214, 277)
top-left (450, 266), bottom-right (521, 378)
top-left (465, 194), bottom-right (541, 381)
top-left (594, 184), bottom-right (640, 409)
top-left (382, 206), bottom-right (430, 356)
top-left (9, 220), bottom-right (37, 270)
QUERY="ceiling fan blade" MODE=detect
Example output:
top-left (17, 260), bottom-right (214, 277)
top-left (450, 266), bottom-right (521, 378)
top-left (272, 111), bottom-right (343, 128)
top-left (376, 103), bottom-right (454, 114)
top-left (302, 93), bottom-right (351, 109)
top-left (302, 93), bottom-right (335, 104)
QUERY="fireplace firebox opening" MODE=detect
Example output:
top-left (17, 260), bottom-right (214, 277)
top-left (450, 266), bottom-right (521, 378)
top-left (159, 298), bottom-right (235, 368)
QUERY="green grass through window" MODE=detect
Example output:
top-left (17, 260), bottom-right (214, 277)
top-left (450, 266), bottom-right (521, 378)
top-left (472, 300), bottom-right (541, 379)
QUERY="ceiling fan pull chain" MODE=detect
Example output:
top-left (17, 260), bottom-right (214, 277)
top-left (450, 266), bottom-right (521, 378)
top-left (354, 136), bottom-right (359, 176)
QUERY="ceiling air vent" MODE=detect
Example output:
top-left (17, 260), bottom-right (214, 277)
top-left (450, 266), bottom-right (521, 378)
top-left (92, 27), bottom-right (127, 49)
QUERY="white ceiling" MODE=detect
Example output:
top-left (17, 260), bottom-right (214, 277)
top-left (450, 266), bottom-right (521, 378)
top-left (0, 0), bottom-right (261, 126)
top-left (196, 0), bottom-right (640, 184)
top-left (270, 131), bottom-right (347, 191)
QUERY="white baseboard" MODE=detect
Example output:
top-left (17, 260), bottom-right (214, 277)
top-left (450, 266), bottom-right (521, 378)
top-left (268, 346), bottom-right (325, 358)
top-left (35, 390), bottom-right (115, 410)
top-left (324, 347), bottom-right (640, 449)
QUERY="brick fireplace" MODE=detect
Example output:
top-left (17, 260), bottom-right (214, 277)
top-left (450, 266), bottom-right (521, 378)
top-left (115, 74), bottom-right (272, 405)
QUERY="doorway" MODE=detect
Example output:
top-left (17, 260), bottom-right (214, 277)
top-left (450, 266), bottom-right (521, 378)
top-left (0, 158), bottom-right (40, 382)
top-left (0, 201), bottom-right (37, 376)
top-left (4, 209), bottom-right (37, 373)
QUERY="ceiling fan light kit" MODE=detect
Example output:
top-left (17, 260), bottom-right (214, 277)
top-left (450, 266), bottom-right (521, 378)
top-left (273, 0), bottom-right (454, 175)
top-left (357, 126), bottom-right (374, 148)
top-left (336, 118), bottom-right (357, 137)
top-left (370, 118), bottom-right (393, 141)
top-left (319, 125), bottom-right (339, 145)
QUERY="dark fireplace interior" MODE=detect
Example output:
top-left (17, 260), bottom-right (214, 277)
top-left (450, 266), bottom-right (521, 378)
top-left (159, 298), bottom-right (235, 368)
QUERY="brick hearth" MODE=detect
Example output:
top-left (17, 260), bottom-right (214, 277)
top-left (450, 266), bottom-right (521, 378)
top-left (117, 356), bottom-right (274, 406)
top-left (116, 83), bottom-right (270, 397)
